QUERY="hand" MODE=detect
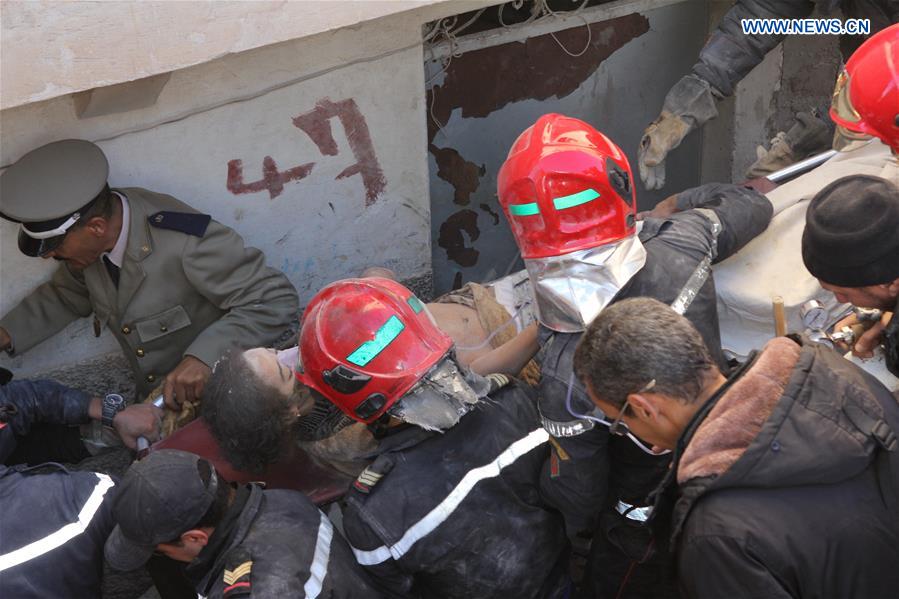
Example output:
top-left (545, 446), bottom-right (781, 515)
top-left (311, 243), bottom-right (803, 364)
top-left (851, 311), bottom-right (893, 359)
top-left (0, 327), bottom-right (10, 352)
top-left (636, 194), bottom-right (679, 221)
top-left (163, 356), bottom-right (211, 410)
top-left (831, 313), bottom-right (860, 353)
top-left (637, 112), bottom-right (691, 191)
top-left (113, 403), bottom-right (163, 450)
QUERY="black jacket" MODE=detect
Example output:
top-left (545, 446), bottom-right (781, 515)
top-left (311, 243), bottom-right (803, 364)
top-left (694, 0), bottom-right (899, 98)
top-left (342, 381), bottom-right (569, 599)
top-left (885, 297), bottom-right (898, 378)
top-left (0, 464), bottom-right (116, 599)
top-left (536, 183), bottom-right (772, 536)
top-left (0, 379), bottom-right (92, 463)
top-left (0, 379), bottom-right (113, 599)
top-left (187, 484), bottom-right (378, 598)
top-left (670, 337), bottom-right (899, 599)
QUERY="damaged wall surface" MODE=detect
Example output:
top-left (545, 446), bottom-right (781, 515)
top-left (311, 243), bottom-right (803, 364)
top-left (426, 1), bottom-right (708, 294)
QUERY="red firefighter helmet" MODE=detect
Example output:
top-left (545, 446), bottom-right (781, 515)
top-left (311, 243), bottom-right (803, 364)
top-left (497, 113), bottom-right (637, 260)
top-left (297, 277), bottom-right (453, 423)
top-left (830, 23), bottom-right (899, 152)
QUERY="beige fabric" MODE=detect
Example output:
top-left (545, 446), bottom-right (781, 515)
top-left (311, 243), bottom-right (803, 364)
top-left (678, 337), bottom-right (801, 485)
top-left (0, 187), bottom-right (298, 400)
top-left (715, 139), bottom-right (899, 358)
top-left (434, 282), bottom-right (540, 385)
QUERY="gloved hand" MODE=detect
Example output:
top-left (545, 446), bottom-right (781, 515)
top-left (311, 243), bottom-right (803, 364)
top-left (638, 75), bottom-right (718, 190)
top-left (744, 111), bottom-right (833, 179)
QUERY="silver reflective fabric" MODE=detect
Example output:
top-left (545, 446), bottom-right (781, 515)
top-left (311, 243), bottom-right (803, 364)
top-left (388, 356), bottom-right (488, 432)
top-left (525, 235), bottom-right (647, 333)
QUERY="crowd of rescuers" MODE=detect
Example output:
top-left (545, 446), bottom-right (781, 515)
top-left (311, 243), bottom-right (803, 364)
top-left (0, 20), bottom-right (898, 599)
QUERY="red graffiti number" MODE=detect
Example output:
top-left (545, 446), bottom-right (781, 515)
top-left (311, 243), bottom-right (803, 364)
top-left (227, 97), bottom-right (386, 206)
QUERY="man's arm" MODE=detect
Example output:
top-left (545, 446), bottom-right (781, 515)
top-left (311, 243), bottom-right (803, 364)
top-left (678, 534), bottom-right (792, 599)
top-left (674, 183), bottom-right (774, 262)
top-left (692, 0), bottom-right (815, 99)
top-left (161, 219), bottom-right (299, 407)
top-left (0, 264), bottom-right (93, 354)
top-left (0, 380), bottom-right (161, 461)
top-left (342, 507), bottom-right (419, 599)
top-left (180, 220), bottom-right (299, 367)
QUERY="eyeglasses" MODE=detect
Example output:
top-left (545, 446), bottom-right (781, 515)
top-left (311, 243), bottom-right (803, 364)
top-left (608, 379), bottom-right (655, 437)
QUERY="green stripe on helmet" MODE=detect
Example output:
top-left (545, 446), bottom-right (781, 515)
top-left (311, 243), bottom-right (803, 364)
top-left (552, 188), bottom-right (600, 211)
top-left (509, 202), bottom-right (540, 216)
top-left (346, 315), bottom-right (405, 367)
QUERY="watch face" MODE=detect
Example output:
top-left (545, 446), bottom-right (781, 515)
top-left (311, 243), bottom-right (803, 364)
top-left (800, 300), bottom-right (829, 330)
top-left (105, 393), bottom-right (125, 410)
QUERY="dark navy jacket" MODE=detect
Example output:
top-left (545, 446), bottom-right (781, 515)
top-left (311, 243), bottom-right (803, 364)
top-left (0, 380), bottom-right (116, 598)
top-left (536, 183), bottom-right (773, 536)
top-left (342, 381), bottom-right (569, 599)
top-left (188, 485), bottom-right (380, 599)
top-left (0, 379), bottom-right (92, 463)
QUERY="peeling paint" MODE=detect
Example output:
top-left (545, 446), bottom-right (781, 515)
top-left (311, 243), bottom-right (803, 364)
top-left (429, 143), bottom-right (486, 206)
top-left (426, 13), bottom-right (650, 143)
top-left (438, 208), bottom-right (480, 267)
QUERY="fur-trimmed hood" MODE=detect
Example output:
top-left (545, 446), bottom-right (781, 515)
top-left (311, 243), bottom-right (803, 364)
top-left (669, 336), bottom-right (898, 544)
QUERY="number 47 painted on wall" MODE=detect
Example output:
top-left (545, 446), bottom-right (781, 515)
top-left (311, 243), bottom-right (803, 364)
top-left (227, 97), bottom-right (387, 206)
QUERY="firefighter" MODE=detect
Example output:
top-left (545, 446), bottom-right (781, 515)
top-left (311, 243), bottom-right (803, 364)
top-left (496, 113), bottom-right (772, 597)
top-left (295, 277), bottom-right (570, 599)
top-left (104, 449), bottom-right (380, 598)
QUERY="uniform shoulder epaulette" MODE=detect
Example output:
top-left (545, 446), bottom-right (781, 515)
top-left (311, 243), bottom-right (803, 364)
top-left (485, 373), bottom-right (512, 393)
top-left (148, 211), bottom-right (211, 237)
top-left (222, 547), bottom-right (253, 598)
top-left (353, 465), bottom-right (385, 494)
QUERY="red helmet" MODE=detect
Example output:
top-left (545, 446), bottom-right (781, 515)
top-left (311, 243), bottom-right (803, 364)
top-left (297, 277), bottom-right (453, 423)
top-left (830, 23), bottom-right (899, 153)
top-left (497, 113), bottom-right (637, 260)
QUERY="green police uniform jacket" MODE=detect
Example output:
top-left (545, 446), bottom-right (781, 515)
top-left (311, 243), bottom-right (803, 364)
top-left (0, 187), bottom-right (299, 399)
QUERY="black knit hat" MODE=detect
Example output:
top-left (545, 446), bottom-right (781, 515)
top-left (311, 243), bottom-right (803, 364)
top-left (802, 175), bottom-right (899, 287)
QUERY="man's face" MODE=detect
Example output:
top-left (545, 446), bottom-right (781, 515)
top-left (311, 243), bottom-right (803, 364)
top-left (155, 532), bottom-right (208, 563)
top-left (243, 348), bottom-right (314, 418)
top-left (585, 384), bottom-right (680, 453)
top-left (819, 280), bottom-right (897, 310)
top-left (42, 220), bottom-right (108, 270)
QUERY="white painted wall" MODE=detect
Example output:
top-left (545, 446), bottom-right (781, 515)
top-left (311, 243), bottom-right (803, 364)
top-left (0, 9), bottom-right (439, 375)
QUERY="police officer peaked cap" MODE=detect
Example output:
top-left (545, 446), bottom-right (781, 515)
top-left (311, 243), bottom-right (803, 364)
top-left (0, 139), bottom-right (109, 255)
top-left (802, 175), bottom-right (899, 287)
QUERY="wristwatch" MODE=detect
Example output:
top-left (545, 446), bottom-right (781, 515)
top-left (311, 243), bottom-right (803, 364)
top-left (102, 393), bottom-right (126, 428)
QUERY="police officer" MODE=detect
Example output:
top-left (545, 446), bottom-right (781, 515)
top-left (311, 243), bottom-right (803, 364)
top-left (0, 139), bottom-right (299, 411)
top-left (638, 0), bottom-right (899, 189)
top-left (496, 114), bottom-right (772, 597)
top-left (295, 278), bottom-right (570, 599)
top-left (0, 378), bottom-right (158, 597)
top-left (104, 449), bottom-right (379, 598)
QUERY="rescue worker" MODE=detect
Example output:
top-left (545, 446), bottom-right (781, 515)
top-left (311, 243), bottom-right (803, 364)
top-left (295, 277), bottom-right (569, 599)
top-left (104, 448), bottom-right (379, 598)
top-left (496, 113), bottom-right (772, 597)
top-left (712, 23), bottom-right (898, 385)
top-left (802, 175), bottom-right (899, 378)
top-left (1, 377), bottom-right (161, 464)
top-left (573, 297), bottom-right (899, 598)
top-left (0, 378), bottom-right (157, 597)
top-left (0, 139), bottom-right (299, 412)
top-left (638, 0), bottom-right (899, 189)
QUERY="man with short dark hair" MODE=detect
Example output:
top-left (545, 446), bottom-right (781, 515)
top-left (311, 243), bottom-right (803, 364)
top-left (573, 297), bottom-right (899, 599)
top-left (802, 174), bottom-right (899, 378)
top-left (104, 449), bottom-right (380, 598)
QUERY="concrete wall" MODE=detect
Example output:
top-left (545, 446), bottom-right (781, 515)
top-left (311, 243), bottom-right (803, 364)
top-left (0, 0), bottom-right (494, 109)
top-left (0, 8), bottom-right (446, 378)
